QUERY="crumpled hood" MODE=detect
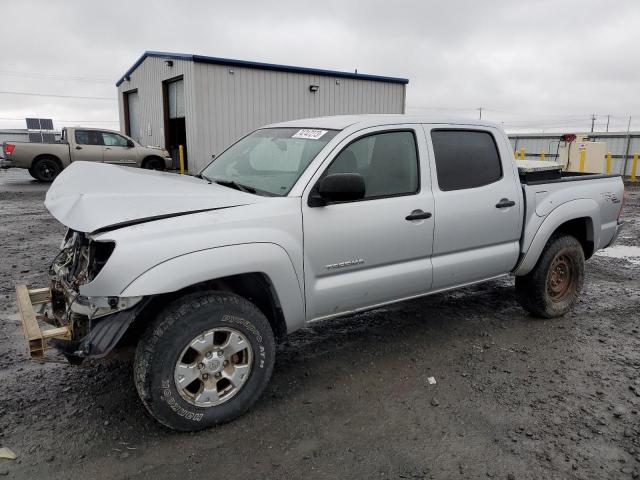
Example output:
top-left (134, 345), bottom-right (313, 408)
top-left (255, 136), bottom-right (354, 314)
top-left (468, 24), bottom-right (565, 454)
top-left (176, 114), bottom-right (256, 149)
top-left (45, 161), bottom-right (262, 233)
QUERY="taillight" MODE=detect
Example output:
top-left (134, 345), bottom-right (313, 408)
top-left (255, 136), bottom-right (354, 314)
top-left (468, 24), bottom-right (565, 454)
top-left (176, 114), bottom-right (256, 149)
top-left (4, 143), bottom-right (15, 155)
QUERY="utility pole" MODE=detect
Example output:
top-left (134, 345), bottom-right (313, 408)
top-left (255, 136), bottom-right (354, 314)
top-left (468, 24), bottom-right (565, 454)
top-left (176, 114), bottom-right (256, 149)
top-left (478, 107), bottom-right (483, 120)
top-left (606, 114), bottom-right (610, 132)
top-left (590, 113), bottom-right (596, 133)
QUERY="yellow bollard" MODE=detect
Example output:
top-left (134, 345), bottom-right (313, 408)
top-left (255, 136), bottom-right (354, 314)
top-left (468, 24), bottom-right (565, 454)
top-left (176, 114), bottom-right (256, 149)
top-left (606, 152), bottom-right (612, 174)
top-left (179, 145), bottom-right (185, 175)
top-left (520, 148), bottom-right (525, 161)
top-left (579, 149), bottom-right (586, 172)
top-left (632, 153), bottom-right (638, 182)
top-left (540, 151), bottom-right (545, 161)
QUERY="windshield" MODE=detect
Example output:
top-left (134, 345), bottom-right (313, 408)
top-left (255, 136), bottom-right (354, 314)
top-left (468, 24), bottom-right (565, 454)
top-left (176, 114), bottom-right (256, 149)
top-left (200, 127), bottom-right (339, 196)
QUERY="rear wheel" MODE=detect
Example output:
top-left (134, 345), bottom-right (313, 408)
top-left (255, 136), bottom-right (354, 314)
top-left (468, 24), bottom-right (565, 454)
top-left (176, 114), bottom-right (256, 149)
top-left (134, 291), bottom-right (275, 431)
top-left (516, 234), bottom-right (585, 318)
top-left (30, 157), bottom-right (61, 182)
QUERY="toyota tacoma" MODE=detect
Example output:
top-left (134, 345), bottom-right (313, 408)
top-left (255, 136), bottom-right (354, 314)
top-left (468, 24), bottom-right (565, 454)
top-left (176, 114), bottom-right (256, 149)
top-left (14, 115), bottom-right (625, 431)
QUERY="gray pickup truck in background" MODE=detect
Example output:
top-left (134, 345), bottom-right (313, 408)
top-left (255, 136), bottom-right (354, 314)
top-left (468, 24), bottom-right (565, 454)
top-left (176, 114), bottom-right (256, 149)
top-left (14, 115), bottom-right (625, 431)
top-left (1, 126), bottom-right (172, 181)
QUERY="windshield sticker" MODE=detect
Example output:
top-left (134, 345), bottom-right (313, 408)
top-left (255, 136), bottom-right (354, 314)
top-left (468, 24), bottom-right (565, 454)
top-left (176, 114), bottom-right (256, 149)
top-left (292, 129), bottom-right (328, 140)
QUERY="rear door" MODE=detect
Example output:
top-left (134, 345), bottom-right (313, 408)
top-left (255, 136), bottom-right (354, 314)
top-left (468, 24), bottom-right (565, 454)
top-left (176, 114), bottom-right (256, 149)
top-left (72, 130), bottom-right (104, 162)
top-left (101, 132), bottom-right (138, 166)
top-left (302, 126), bottom-right (435, 320)
top-left (425, 126), bottom-right (522, 290)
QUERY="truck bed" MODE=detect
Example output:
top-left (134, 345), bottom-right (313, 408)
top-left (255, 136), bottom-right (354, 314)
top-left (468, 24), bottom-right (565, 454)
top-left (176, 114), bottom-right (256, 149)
top-left (517, 170), bottom-right (624, 276)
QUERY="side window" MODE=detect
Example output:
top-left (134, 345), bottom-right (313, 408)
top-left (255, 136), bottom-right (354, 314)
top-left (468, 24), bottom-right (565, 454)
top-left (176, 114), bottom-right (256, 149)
top-left (102, 132), bottom-right (129, 147)
top-left (75, 130), bottom-right (103, 146)
top-left (326, 131), bottom-right (419, 199)
top-left (431, 130), bottom-right (502, 191)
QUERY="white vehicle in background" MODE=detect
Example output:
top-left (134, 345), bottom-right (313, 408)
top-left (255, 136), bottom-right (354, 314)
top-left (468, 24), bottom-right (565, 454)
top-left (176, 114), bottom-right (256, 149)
top-left (14, 115), bottom-right (624, 431)
top-left (1, 127), bottom-right (172, 182)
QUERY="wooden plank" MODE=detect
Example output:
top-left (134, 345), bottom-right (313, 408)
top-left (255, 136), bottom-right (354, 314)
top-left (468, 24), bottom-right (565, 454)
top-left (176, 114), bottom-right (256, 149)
top-left (16, 285), bottom-right (70, 360)
top-left (15, 285), bottom-right (41, 342)
top-left (41, 327), bottom-right (70, 340)
top-left (28, 288), bottom-right (51, 305)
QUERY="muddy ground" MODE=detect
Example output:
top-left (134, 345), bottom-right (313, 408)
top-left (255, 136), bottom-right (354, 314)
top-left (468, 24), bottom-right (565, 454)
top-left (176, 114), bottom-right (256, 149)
top-left (0, 168), bottom-right (638, 480)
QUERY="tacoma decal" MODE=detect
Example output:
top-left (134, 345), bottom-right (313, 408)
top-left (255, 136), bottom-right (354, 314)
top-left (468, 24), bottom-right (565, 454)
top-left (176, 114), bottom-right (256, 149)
top-left (325, 259), bottom-right (365, 270)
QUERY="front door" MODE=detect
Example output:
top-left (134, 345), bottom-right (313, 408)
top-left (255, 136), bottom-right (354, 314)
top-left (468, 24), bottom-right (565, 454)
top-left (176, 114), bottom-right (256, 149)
top-left (72, 130), bottom-right (104, 163)
top-left (101, 132), bottom-right (138, 166)
top-left (425, 126), bottom-right (522, 290)
top-left (302, 126), bottom-right (435, 321)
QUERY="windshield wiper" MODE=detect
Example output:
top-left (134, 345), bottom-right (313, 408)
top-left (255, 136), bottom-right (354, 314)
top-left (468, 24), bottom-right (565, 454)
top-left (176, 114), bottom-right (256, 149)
top-left (196, 173), bottom-right (213, 184)
top-left (213, 178), bottom-right (257, 194)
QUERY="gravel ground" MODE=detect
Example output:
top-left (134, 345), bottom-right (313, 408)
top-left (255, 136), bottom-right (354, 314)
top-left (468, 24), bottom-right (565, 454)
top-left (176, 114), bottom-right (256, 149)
top-left (0, 168), bottom-right (638, 480)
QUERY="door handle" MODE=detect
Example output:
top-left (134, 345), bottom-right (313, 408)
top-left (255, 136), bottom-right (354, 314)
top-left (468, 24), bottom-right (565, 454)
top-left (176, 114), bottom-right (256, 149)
top-left (75, 146), bottom-right (82, 150)
top-left (405, 209), bottom-right (432, 221)
top-left (105, 147), bottom-right (112, 150)
top-left (495, 198), bottom-right (516, 208)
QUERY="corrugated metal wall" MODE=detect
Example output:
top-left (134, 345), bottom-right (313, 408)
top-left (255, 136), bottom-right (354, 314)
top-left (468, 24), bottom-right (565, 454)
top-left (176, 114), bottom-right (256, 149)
top-left (191, 63), bottom-right (405, 171)
top-left (117, 56), bottom-right (197, 156)
top-left (0, 130), bottom-right (30, 144)
top-left (0, 129), bottom-right (61, 144)
top-left (509, 133), bottom-right (640, 176)
top-left (118, 56), bottom-right (405, 172)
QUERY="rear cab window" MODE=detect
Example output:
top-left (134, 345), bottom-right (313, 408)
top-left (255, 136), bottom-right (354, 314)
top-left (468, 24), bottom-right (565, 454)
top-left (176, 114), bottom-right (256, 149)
top-left (430, 130), bottom-right (502, 191)
top-left (75, 130), bottom-right (104, 146)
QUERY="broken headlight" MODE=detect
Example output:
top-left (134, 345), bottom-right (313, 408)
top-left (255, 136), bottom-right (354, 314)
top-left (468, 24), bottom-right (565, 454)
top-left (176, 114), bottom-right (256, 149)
top-left (51, 230), bottom-right (115, 290)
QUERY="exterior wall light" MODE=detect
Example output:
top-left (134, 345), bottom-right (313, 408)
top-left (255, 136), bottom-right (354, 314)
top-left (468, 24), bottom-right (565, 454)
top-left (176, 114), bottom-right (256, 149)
top-left (309, 85), bottom-right (319, 92)
top-left (164, 60), bottom-right (174, 67)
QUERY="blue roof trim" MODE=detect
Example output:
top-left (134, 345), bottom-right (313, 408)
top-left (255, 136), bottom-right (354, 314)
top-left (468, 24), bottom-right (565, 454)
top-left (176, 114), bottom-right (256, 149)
top-left (116, 51), bottom-right (409, 87)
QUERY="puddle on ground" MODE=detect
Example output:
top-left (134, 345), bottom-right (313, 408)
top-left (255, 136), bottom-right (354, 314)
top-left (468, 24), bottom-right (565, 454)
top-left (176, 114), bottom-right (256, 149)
top-left (595, 245), bottom-right (640, 265)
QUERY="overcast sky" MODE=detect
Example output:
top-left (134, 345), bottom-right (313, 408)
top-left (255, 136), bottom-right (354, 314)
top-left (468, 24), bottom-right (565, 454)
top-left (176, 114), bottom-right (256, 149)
top-left (1, 0), bottom-right (639, 133)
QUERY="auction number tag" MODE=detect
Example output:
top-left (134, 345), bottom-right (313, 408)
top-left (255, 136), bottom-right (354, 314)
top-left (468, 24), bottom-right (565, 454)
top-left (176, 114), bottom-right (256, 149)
top-left (292, 129), bottom-right (328, 140)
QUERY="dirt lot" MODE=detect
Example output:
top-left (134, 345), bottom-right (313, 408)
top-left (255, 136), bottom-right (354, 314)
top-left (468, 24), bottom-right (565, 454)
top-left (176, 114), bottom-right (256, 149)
top-left (0, 168), bottom-right (638, 480)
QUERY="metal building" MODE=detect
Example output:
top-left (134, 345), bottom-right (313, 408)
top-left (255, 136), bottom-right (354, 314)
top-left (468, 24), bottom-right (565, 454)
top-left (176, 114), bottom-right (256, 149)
top-left (0, 129), bottom-right (61, 144)
top-left (509, 132), bottom-right (640, 176)
top-left (116, 51), bottom-right (408, 172)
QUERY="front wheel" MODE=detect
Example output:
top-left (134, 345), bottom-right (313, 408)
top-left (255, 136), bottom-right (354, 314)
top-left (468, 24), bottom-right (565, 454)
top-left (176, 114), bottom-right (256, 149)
top-left (134, 291), bottom-right (276, 431)
top-left (516, 234), bottom-right (585, 318)
top-left (142, 157), bottom-right (165, 170)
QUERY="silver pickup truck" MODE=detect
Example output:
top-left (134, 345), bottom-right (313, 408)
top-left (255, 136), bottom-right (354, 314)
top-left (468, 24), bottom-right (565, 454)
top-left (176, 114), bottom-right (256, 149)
top-left (14, 115), bottom-right (624, 431)
top-left (1, 126), bottom-right (172, 181)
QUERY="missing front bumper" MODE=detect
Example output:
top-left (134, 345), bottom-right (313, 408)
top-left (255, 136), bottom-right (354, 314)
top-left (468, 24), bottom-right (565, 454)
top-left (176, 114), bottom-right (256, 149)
top-left (16, 284), bottom-right (150, 363)
top-left (15, 285), bottom-right (71, 360)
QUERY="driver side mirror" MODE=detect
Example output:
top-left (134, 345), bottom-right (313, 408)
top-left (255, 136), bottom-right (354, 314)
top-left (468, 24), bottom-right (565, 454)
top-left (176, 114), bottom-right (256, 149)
top-left (309, 173), bottom-right (366, 207)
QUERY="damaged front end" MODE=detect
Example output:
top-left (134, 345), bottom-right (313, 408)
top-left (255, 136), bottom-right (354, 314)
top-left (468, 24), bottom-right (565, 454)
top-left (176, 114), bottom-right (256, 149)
top-left (16, 230), bottom-right (146, 363)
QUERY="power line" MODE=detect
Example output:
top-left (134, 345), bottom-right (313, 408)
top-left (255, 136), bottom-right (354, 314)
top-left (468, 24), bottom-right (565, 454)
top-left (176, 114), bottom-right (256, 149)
top-left (0, 90), bottom-right (117, 101)
top-left (0, 70), bottom-right (112, 84)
